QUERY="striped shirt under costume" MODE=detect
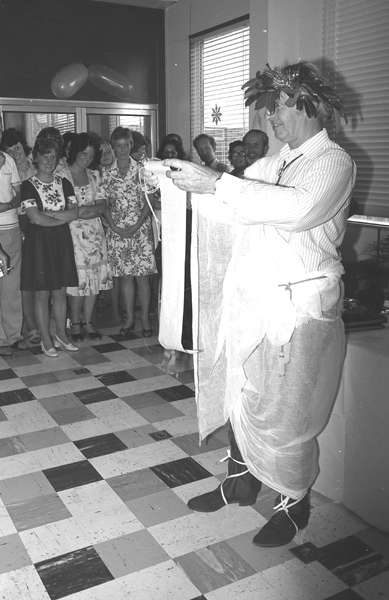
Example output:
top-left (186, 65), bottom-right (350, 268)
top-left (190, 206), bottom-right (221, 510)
top-left (193, 128), bottom-right (356, 499)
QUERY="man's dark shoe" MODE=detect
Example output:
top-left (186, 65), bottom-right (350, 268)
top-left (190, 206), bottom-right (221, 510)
top-left (188, 443), bottom-right (262, 513)
top-left (188, 475), bottom-right (262, 512)
top-left (253, 493), bottom-right (310, 547)
top-left (187, 482), bottom-right (261, 513)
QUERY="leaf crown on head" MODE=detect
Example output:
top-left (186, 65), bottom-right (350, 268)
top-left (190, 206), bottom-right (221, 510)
top-left (242, 62), bottom-right (347, 123)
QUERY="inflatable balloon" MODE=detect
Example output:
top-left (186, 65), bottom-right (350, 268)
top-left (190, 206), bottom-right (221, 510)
top-left (88, 64), bottom-right (133, 100)
top-left (51, 63), bottom-right (88, 99)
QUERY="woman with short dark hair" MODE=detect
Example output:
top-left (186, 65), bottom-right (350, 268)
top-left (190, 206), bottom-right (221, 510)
top-left (20, 138), bottom-right (79, 357)
top-left (63, 133), bottom-right (112, 342)
top-left (98, 127), bottom-right (157, 337)
top-left (131, 131), bottom-right (149, 163)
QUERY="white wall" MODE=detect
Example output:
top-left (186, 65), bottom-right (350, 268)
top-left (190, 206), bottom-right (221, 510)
top-left (165, 0), bottom-right (323, 155)
top-left (165, 0), bottom-right (378, 261)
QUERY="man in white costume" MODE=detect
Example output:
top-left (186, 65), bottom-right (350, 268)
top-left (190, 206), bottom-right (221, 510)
top-left (147, 62), bottom-right (356, 548)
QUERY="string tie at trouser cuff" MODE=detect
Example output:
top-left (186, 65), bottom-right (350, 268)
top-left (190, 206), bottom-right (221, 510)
top-left (273, 494), bottom-right (305, 535)
top-left (219, 450), bottom-right (250, 505)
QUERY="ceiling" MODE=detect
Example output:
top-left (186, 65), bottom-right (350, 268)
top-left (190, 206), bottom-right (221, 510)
top-left (91, 0), bottom-right (180, 8)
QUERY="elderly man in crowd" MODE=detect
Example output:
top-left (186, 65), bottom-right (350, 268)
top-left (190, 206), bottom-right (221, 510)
top-left (243, 128), bottom-right (269, 166)
top-left (147, 61), bottom-right (356, 549)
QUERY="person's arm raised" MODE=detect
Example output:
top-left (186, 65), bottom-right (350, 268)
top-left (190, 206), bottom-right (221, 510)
top-left (163, 159), bottom-right (223, 194)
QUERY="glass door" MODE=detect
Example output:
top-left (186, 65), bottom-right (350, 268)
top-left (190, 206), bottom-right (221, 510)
top-left (85, 106), bottom-right (156, 157)
top-left (0, 98), bottom-right (158, 154)
top-left (0, 100), bottom-right (80, 148)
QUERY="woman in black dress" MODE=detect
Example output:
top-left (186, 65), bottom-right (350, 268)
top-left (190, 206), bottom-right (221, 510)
top-left (20, 138), bottom-right (79, 357)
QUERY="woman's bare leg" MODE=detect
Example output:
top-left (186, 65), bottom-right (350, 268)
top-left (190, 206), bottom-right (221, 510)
top-left (69, 295), bottom-right (84, 337)
top-left (52, 288), bottom-right (71, 344)
top-left (110, 277), bottom-right (122, 323)
top-left (34, 290), bottom-right (52, 349)
top-left (120, 275), bottom-right (136, 328)
top-left (136, 275), bottom-right (151, 330)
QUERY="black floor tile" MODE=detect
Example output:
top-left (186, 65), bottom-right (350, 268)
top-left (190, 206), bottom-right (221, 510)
top-left (290, 541), bottom-right (320, 563)
top-left (96, 370), bottom-right (136, 386)
top-left (74, 387), bottom-right (118, 404)
top-left (318, 534), bottom-right (389, 586)
top-left (150, 457), bottom-right (212, 488)
top-left (35, 546), bottom-right (114, 599)
top-left (0, 368), bottom-right (18, 381)
top-left (0, 387), bottom-right (36, 407)
top-left (73, 368), bottom-right (91, 376)
top-left (74, 433), bottom-right (128, 459)
top-left (43, 460), bottom-right (103, 492)
top-left (109, 332), bottom-right (140, 342)
top-left (91, 342), bottom-right (127, 354)
top-left (28, 345), bottom-right (44, 356)
top-left (154, 385), bottom-right (195, 402)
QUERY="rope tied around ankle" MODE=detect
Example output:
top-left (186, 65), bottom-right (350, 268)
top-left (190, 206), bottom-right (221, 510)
top-left (219, 450), bottom-right (250, 505)
top-left (273, 494), bottom-right (302, 534)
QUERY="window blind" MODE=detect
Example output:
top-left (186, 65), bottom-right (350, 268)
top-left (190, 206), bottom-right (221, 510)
top-left (24, 113), bottom-right (75, 147)
top-left (108, 115), bottom-right (145, 136)
top-left (322, 0), bottom-right (389, 217)
top-left (190, 21), bottom-right (250, 164)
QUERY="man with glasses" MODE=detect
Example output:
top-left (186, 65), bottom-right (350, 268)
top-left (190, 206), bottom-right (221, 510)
top-left (228, 141), bottom-right (247, 177)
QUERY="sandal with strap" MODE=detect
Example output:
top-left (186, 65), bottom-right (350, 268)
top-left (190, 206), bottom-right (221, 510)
top-left (70, 322), bottom-right (84, 342)
top-left (26, 329), bottom-right (41, 345)
top-left (81, 322), bottom-right (102, 341)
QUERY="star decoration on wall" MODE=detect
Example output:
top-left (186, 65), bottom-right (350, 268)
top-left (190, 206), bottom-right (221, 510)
top-left (211, 104), bottom-right (222, 124)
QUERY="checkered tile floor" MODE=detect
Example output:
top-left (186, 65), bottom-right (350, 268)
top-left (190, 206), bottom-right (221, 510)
top-left (1, 306), bottom-right (388, 600)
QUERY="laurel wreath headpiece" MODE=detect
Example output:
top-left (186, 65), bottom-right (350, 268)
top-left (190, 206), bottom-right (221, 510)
top-left (242, 62), bottom-right (347, 123)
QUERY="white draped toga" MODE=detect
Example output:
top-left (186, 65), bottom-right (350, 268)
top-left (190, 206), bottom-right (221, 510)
top-left (155, 129), bottom-right (357, 498)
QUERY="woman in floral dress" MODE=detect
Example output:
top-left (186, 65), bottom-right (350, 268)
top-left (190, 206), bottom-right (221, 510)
top-left (64, 133), bottom-right (112, 341)
top-left (98, 127), bottom-right (157, 337)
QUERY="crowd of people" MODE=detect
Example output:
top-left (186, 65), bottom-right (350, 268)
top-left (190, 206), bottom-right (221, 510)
top-left (1, 59), bottom-right (357, 551)
top-left (1, 116), bottom-right (264, 358)
top-left (0, 121), bottom-right (167, 356)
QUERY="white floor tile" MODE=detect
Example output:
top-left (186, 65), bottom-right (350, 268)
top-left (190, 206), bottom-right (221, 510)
top-left (116, 559), bottom-right (200, 600)
top-left (0, 564), bottom-right (51, 600)
top-left (148, 513), bottom-right (222, 558)
top-left (19, 518), bottom-right (90, 563)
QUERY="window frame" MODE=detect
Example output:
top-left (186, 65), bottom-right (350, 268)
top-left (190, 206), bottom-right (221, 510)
top-left (190, 17), bottom-right (250, 166)
top-left (0, 97), bottom-right (158, 155)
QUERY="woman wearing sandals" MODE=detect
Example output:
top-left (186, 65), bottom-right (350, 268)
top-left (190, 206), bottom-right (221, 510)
top-left (98, 127), bottom-right (156, 338)
top-left (64, 133), bottom-right (113, 342)
top-left (20, 138), bottom-right (79, 357)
